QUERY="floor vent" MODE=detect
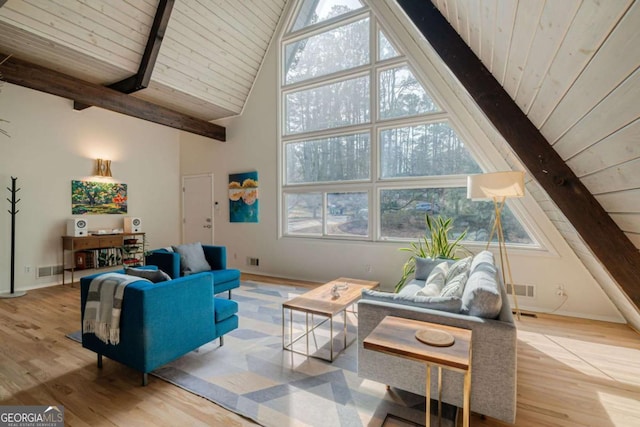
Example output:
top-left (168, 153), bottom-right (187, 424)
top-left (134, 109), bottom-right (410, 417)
top-left (37, 265), bottom-right (64, 278)
top-left (507, 283), bottom-right (535, 298)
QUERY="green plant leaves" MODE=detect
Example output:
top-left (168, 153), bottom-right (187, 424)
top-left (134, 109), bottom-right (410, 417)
top-left (394, 214), bottom-right (468, 292)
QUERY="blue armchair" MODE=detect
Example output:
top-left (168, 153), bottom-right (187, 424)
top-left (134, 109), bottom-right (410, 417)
top-left (145, 245), bottom-right (240, 298)
top-left (80, 268), bottom-right (238, 385)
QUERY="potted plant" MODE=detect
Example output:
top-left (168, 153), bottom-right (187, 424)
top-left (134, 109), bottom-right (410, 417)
top-left (395, 214), bottom-right (468, 292)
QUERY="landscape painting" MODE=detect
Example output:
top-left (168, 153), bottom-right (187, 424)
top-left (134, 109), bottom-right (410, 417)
top-left (71, 180), bottom-right (128, 215)
top-left (229, 171), bottom-right (258, 223)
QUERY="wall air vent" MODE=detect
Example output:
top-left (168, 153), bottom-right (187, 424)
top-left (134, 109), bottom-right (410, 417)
top-left (507, 283), bottom-right (535, 298)
top-left (37, 265), bottom-right (64, 278)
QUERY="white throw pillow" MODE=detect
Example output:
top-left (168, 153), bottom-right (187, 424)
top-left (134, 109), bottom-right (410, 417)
top-left (445, 256), bottom-right (472, 283)
top-left (415, 261), bottom-right (449, 297)
top-left (440, 272), bottom-right (469, 298)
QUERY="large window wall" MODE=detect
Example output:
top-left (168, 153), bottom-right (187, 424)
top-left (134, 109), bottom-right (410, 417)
top-left (280, 0), bottom-right (535, 246)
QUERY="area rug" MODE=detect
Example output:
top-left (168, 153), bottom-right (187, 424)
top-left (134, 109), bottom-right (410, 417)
top-left (68, 281), bottom-right (457, 427)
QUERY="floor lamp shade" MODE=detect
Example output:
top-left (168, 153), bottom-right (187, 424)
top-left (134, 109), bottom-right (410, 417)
top-left (467, 171), bottom-right (525, 200)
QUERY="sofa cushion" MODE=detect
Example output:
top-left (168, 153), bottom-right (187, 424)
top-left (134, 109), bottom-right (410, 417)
top-left (362, 289), bottom-right (462, 313)
top-left (214, 298), bottom-right (238, 322)
top-left (172, 242), bottom-right (212, 275)
top-left (211, 268), bottom-right (241, 283)
top-left (124, 267), bottom-right (171, 283)
top-left (461, 260), bottom-right (502, 318)
top-left (415, 261), bottom-right (449, 297)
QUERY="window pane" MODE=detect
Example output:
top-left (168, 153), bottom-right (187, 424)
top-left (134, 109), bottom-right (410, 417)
top-left (285, 18), bottom-right (369, 85)
top-left (285, 76), bottom-right (370, 135)
top-left (327, 192), bottom-right (368, 236)
top-left (380, 188), bottom-right (534, 244)
top-left (379, 65), bottom-right (440, 119)
top-left (380, 122), bottom-right (482, 178)
top-left (378, 30), bottom-right (399, 61)
top-left (290, 0), bottom-right (364, 32)
top-left (286, 133), bottom-right (370, 184)
top-left (285, 193), bottom-right (323, 235)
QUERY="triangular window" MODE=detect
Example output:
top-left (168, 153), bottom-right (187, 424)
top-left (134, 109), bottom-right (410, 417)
top-left (379, 65), bottom-right (441, 120)
top-left (378, 30), bottom-right (400, 61)
top-left (290, 0), bottom-right (364, 32)
top-left (280, 1), bottom-right (537, 247)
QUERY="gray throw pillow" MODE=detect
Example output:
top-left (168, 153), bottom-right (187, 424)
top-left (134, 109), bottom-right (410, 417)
top-left (172, 242), bottom-right (212, 275)
top-left (124, 267), bottom-right (171, 283)
top-left (362, 289), bottom-right (462, 313)
top-left (414, 257), bottom-right (442, 280)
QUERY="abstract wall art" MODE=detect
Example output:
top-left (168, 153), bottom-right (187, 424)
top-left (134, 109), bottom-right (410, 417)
top-left (229, 171), bottom-right (258, 223)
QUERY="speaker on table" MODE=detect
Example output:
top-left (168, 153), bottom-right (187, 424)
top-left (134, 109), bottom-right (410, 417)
top-left (67, 218), bottom-right (88, 237)
top-left (124, 217), bottom-right (142, 233)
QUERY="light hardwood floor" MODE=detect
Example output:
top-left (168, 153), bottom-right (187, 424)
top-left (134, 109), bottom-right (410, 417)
top-left (1, 275), bottom-right (639, 426)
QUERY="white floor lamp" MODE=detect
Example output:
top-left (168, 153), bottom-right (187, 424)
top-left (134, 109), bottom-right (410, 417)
top-left (467, 171), bottom-right (525, 320)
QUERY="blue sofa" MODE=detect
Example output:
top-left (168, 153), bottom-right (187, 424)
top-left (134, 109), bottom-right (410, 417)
top-left (145, 245), bottom-right (240, 298)
top-left (80, 267), bottom-right (238, 385)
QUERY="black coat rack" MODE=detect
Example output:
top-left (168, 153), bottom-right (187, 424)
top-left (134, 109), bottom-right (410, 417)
top-left (1, 177), bottom-right (26, 298)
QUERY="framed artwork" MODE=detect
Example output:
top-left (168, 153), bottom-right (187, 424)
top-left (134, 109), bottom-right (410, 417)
top-left (229, 171), bottom-right (258, 223)
top-left (71, 180), bottom-right (127, 215)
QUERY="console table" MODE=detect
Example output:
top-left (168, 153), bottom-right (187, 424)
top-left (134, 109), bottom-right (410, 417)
top-left (61, 233), bottom-right (145, 285)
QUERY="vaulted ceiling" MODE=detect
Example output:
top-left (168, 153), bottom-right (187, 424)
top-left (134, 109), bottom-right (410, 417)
top-left (0, 0), bottom-right (286, 121)
top-left (1, 0), bottom-right (639, 324)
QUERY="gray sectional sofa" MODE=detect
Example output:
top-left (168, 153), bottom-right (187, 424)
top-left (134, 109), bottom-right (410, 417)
top-left (357, 251), bottom-right (517, 423)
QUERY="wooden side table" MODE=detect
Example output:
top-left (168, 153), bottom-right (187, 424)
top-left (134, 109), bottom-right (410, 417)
top-left (363, 316), bottom-right (472, 427)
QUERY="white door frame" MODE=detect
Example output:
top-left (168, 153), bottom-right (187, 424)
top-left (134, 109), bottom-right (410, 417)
top-left (181, 173), bottom-right (215, 244)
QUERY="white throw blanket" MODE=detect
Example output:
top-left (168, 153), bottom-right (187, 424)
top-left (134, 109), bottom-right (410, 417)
top-left (83, 273), bottom-right (149, 345)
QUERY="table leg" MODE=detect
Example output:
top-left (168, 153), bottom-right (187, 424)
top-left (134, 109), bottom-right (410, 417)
top-left (426, 364), bottom-right (431, 427)
top-left (463, 370), bottom-right (471, 427)
top-left (343, 310), bottom-right (347, 352)
top-left (306, 312), bottom-right (309, 357)
top-left (290, 309), bottom-right (293, 352)
top-left (330, 315), bottom-right (334, 361)
top-left (438, 366), bottom-right (442, 427)
top-left (282, 306), bottom-right (285, 349)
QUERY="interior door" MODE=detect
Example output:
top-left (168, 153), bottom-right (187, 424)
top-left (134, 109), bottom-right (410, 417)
top-left (182, 174), bottom-right (214, 244)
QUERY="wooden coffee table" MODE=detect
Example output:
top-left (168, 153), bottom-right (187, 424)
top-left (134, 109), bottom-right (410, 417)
top-left (364, 316), bottom-right (472, 427)
top-left (282, 277), bottom-right (379, 362)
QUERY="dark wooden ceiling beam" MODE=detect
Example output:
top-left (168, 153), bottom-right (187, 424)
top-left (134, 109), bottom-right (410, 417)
top-left (74, 0), bottom-right (174, 110)
top-left (1, 54), bottom-right (225, 141)
top-left (396, 0), bottom-right (640, 308)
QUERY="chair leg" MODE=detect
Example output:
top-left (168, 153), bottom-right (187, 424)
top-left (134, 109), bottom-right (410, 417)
top-left (219, 335), bottom-right (224, 346)
top-left (228, 289), bottom-right (232, 299)
top-left (142, 373), bottom-right (148, 386)
top-left (97, 354), bottom-right (103, 369)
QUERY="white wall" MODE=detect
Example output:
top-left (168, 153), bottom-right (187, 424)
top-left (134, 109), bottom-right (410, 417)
top-left (0, 83), bottom-right (181, 291)
top-left (179, 29), bottom-right (625, 323)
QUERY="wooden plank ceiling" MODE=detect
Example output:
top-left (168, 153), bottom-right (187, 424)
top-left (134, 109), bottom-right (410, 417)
top-left (421, 0), bottom-right (640, 321)
top-left (0, 0), bottom-right (287, 122)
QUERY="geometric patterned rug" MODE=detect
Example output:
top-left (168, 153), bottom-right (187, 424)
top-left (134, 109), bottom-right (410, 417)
top-left (69, 281), bottom-right (456, 427)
